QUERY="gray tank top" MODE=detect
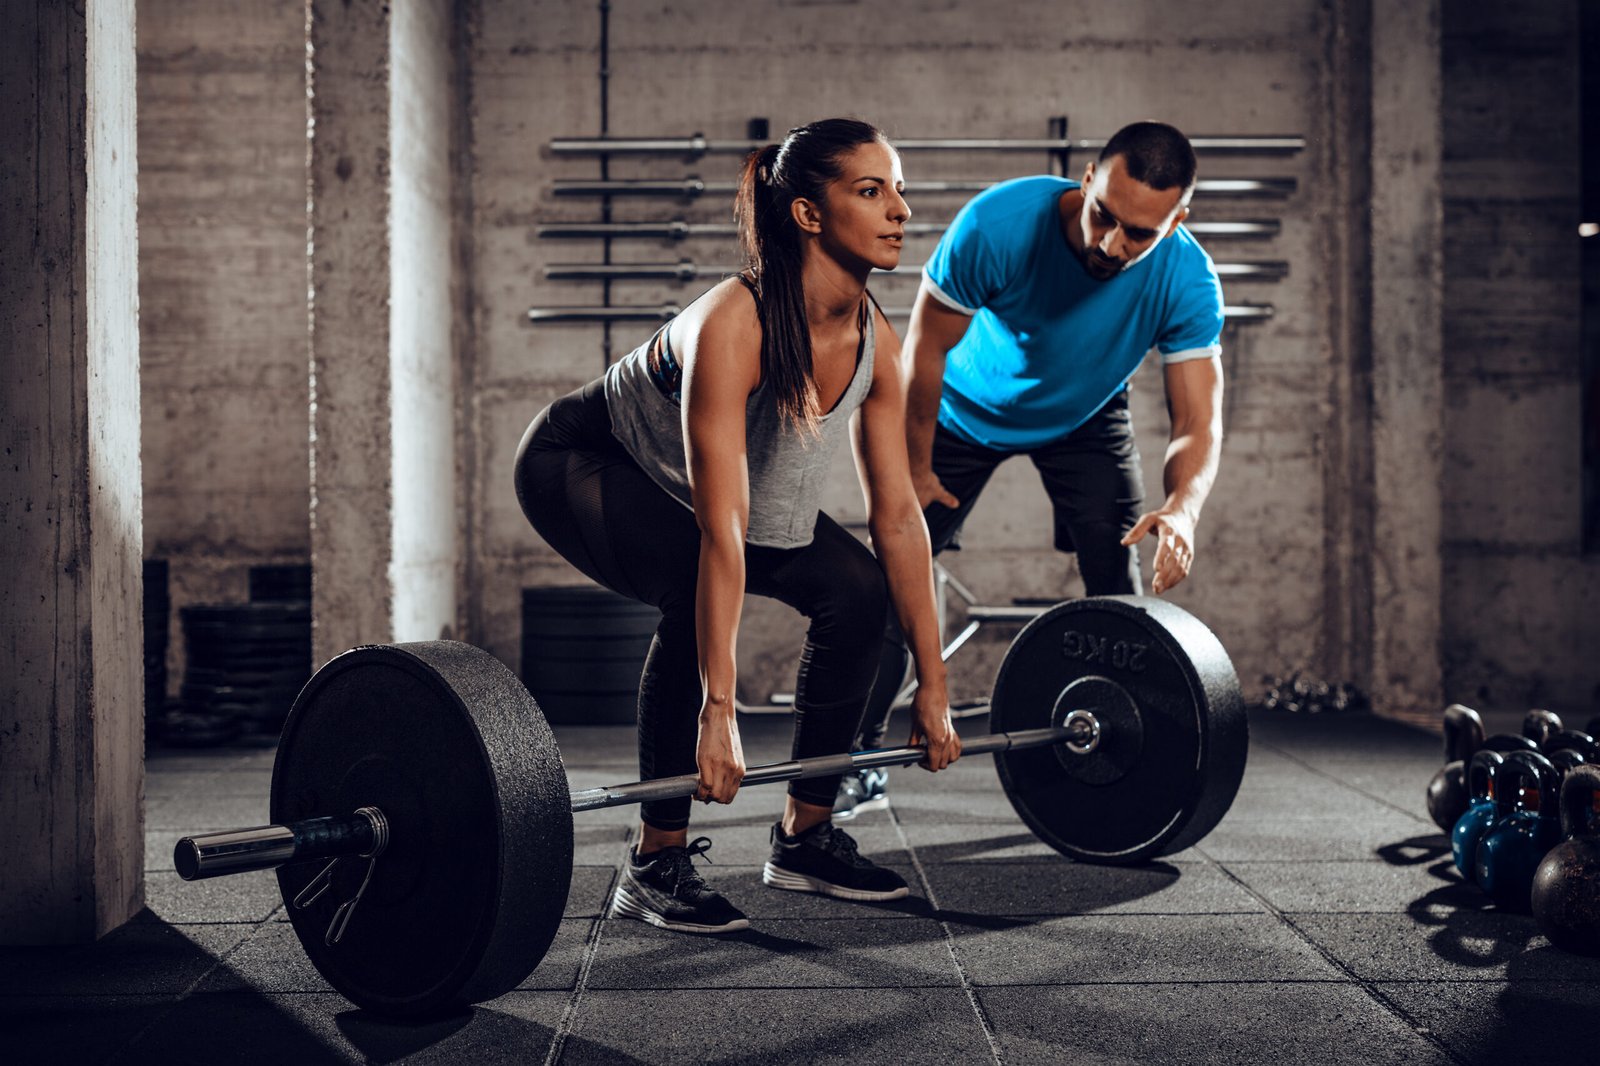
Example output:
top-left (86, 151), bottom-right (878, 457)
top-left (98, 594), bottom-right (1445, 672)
top-left (604, 294), bottom-right (876, 549)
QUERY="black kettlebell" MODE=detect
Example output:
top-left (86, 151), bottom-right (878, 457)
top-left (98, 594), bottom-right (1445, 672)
top-left (1475, 750), bottom-right (1563, 912)
top-left (1530, 764), bottom-right (1600, 955)
top-left (1523, 709), bottom-right (1565, 748)
top-left (1427, 704), bottom-right (1485, 831)
top-left (1543, 729), bottom-right (1599, 764)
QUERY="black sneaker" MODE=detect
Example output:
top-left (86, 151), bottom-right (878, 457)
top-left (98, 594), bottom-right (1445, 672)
top-left (832, 766), bottom-right (889, 822)
top-left (611, 837), bottom-right (749, 933)
top-left (763, 821), bottom-right (908, 901)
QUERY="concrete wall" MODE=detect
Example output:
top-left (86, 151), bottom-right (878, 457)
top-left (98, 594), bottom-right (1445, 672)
top-left (1439, 2), bottom-right (1600, 718)
top-left (470, 0), bottom-right (1346, 705)
top-left (137, 0), bottom-right (309, 685)
top-left (1, 0), bottom-right (143, 943)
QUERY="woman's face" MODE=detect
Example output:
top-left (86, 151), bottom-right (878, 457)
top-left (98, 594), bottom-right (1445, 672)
top-left (810, 139), bottom-right (911, 273)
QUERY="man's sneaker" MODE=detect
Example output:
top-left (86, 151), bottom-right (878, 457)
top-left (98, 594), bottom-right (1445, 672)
top-left (832, 766), bottom-right (889, 822)
top-left (762, 821), bottom-right (908, 901)
top-left (610, 837), bottom-right (749, 933)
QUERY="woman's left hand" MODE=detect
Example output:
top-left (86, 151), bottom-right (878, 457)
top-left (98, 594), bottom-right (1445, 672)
top-left (907, 683), bottom-right (961, 771)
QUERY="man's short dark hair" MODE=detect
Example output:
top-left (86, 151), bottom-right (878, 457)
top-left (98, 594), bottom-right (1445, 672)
top-left (1098, 121), bottom-right (1198, 200)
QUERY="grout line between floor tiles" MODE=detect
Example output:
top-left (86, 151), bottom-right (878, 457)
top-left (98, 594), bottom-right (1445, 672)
top-left (543, 845), bottom-right (626, 1066)
top-left (1210, 863), bottom-right (1474, 1065)
top-left (105, 905), bottom-right (288, 1063)
top-left (888, 806), bottom-right (1006, 1066)
top-left (1251, 738), bottom-right (1437, 826)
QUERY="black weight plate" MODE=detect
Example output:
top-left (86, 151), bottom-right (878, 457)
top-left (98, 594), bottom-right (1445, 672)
top-left (990, 596), bottom-right (1247, 865)
top-left (271, 641), bottom-right (573, 1018)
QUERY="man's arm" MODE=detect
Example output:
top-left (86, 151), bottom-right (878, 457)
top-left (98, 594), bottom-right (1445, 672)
top-left (903, 281), bottom-right (974, 509)
top-left (1120, 355), bottom-right (1224, 595)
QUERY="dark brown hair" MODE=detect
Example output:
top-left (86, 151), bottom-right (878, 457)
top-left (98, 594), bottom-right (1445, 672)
top-left (734, 118), bottom-right (886, 429)
top-left (1099, 120), bottom-right (1198, 203)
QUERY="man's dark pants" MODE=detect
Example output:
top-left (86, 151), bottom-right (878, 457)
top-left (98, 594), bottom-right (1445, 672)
top-left (855, 388), bottom-right (1145, 749)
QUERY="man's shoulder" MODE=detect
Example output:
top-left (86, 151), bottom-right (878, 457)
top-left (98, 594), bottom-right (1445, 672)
top-left (1162, 223), bottom-right (1220, 280)
top-left (958, 175), bottom-right (1074, 231)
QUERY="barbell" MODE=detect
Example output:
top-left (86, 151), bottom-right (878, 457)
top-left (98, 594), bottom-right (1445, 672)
top-left (173, 595), bottom-right (1248, 1018)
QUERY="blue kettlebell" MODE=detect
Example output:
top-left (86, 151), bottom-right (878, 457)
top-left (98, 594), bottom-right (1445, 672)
top-left (1452, 749), bottom-right (1505, 883)
top-left (1475, 750), bottom-right (1563, 911)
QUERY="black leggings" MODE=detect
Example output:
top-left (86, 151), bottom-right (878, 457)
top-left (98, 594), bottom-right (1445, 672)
top-left (514, 379), bottom-right (888, 830)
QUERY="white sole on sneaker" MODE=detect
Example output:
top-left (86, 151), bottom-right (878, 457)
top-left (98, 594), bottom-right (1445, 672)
top-left (831, 794), bottom-right (889, 822)
top-left (761, 862), bottom-right (910, 901)
top-left (609, 883), bottom-right (750, 933)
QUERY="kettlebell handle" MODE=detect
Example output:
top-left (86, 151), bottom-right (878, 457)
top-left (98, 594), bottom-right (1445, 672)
top-left (1444, 704), bottom-right (1486, 763)
top-left (1466, 749), bottom-right (1505, 803)
top-left (1494, 750), bottom-right (1561, 818)
top-left (1559, 764), bottom-right (1600, 839)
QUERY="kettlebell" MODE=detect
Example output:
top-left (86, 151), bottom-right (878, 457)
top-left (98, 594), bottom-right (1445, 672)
top-left (1523, 709), bottom-right (1565, 748)
top-left (1542, 729), bottom-right (1599, 764)
top-left (1482, 733), bottom-right (1539, 755)
top-left (1426, 704), bottom-right (1486, 830)
top-left (1451, 749), bottom-right (1505, 883)
top-left (1530, 764), bottom-right (1600, 955)
top-left (1474, 750), bottom-right (1563, 911)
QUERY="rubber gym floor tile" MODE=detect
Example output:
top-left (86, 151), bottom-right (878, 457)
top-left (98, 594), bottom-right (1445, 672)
top-left (571, 824), bottom-right (636, 866)
top-left (144, 791), bottom-right (272, 831)
top-left (557, 987), bottom-right (995, 1065)
top-left (566, 866), bottom-right (620, 918)
top-left (114, 990), bottom-right (570, 1066)
top-left (143, 868), bottom-right (284, 924)
top-left (1219, 784), bottom-right (1423, 825)
top-left (894, 821), bottom-right (1207, 864)
top-left (202, 918), bottom-right (591, 994)
top-left (583, 917), bottom-right (962, 989)
top-left (143, 767), bottom-right (273, 801)
top-left (950, 913), bottom-right (1345, 984)
top-left (1196, 809), bottom-right (1437, 862)
top-left (0, 994), bottom-right (175, 1064)
top-left (1373, 980), bottom-right (1600, 1066)
top-left (0, 920), bottom-right (252, 996)
top-left (1290, 912), bottom-right (1600, 983)
top-left (921, 858), bottom-right (1266, 916)
top-left (1222, 856), bottom-right (1478, 914)
top-left (977, 983), bottom-right (1453, 1066)
top-left (876, 787), bottom-right (1037, 825)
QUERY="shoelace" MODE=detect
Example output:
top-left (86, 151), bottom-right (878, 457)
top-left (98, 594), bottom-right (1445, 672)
top-left (814, 824), bottom-right (865, 865)
top-left (664, 836), bottom-right (717, 895)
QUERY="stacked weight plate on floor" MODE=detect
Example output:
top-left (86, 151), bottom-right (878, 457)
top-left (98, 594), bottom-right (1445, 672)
top-left (988, 596), bottom-right (1247, 863)
top-left (179, 601), bottom-right (313, 740)
top-left (143, 558), bottom-right (170, 740)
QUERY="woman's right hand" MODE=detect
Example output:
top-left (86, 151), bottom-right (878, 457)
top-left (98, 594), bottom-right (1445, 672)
top-left (908, 684), bottom-right (962, 771)
top-left (694, 704), bottom-right (746, 804)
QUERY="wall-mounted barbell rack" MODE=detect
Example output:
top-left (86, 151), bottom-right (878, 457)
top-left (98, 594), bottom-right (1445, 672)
top-left (528, 127), bottom-right (1304, 328)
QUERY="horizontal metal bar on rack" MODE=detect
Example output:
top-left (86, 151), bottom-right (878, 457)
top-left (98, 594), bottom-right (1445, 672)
top-left (547, 135), bottom-right (1306, 156)
top-left (535, 219), bottom-right (1282, 240)
top-left (527, 303), bottom-right (1276, 323)
top-left (550, 177), bottom-right (1298, 199)
top-left (543, 260), bottom-right (1290, 283)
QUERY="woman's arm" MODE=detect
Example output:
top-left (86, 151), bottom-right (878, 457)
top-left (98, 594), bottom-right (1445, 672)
top-left (852, 305), bottom-right (961, 771)
top-left (679, 286), bottom-right (764, 802)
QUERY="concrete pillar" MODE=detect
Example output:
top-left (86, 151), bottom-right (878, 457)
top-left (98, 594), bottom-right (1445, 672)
top-left (1367, 0), bottom-right (1445, 717)
top-left (0, 0), bottom-right (144, 942)
top-left (309, 0), bottom-right (461, 665)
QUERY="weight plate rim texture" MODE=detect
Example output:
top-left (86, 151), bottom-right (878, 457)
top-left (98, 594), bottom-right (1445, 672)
top-left (990, 595), bottom-right (1247, 865)
top-left (270, 640), bottom-right (574, 1017)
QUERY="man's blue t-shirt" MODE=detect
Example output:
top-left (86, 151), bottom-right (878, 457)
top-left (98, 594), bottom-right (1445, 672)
top-left (922, 175), bottom-right (1224, 450)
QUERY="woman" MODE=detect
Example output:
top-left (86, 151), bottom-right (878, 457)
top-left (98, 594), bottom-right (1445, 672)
top-left (515, 118), bottom-right (959, 934)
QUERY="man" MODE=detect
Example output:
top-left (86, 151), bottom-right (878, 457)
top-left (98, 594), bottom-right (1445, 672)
top-left (837, 120), bottom-right (1226, 818)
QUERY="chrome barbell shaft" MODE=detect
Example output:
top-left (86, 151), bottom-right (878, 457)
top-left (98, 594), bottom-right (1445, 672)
top-left (567, 724), bottom-right (1075, 811)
